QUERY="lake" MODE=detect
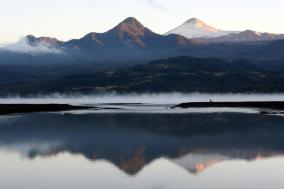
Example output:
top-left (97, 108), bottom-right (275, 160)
top-left (0, 94), bottom-right (284, 189)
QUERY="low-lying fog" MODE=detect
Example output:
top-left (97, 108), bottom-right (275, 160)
top-left (0, 93), bottom-right (283, 105)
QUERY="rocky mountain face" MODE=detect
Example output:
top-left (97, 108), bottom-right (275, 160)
top-left (25, 35), bottom-right (63, 47)
top-left (64, 17), bottom-right (194, 51)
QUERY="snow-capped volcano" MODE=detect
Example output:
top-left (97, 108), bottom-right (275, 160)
top-left (165, 18), bottom-right (238, 39)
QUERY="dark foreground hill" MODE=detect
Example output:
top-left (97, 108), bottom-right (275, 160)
top-left (1, 56), bottom-right (284, 96)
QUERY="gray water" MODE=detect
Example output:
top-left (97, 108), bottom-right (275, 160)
top-left (0, 111), bottom-right (284, 189)
top-left (0, 94), bottom-right (284, 189)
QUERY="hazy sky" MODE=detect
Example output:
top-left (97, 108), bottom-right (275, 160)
top-left (0, 0), bottom-right (283, 43)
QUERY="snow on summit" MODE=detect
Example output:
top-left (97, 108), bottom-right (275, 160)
top-left (165, 18), bottom-right (238, 39)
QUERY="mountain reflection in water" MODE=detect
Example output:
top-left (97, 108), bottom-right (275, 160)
top-left (0, 112), bottom-right (284, 175)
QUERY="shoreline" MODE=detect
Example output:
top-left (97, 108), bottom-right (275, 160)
top-left (176, 101), bottom-right (284, 110)
top-left (0, 104), bottom-right (91, 115)
top-left (2, 101), bottom-right (284, 115)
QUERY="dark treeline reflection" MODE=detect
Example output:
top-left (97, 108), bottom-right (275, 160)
top-left (0, 113), bottom-right (284, 174)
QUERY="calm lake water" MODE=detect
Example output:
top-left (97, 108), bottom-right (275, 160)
top-left (0, 108), bottom-right (284, 189)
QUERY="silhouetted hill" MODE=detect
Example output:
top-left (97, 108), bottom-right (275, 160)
top-left (1, 56), bottom-right (284, 95)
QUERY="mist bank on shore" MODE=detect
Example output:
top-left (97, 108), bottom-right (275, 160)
top-left (1, 93), bottom-right (284, 105)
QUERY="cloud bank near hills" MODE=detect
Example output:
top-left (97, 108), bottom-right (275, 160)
top-left (0, 37), bottom-right (63, 55)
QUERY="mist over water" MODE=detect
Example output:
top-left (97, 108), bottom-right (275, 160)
top-left (0, 93), bottom-right (284, 105)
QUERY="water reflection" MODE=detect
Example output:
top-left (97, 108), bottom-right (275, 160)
top-left (0, 113), bottom-right (284, 175)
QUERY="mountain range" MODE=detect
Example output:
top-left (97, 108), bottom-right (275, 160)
top-left (1, 17), bottom-right (284, 95)
top-left (1, 17), bottom-right (284, 63)
top-left (0, 17), bottom-right (197, 63)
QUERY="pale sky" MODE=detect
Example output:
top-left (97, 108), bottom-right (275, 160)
top-left (0, 0), bottom-right (283, 43)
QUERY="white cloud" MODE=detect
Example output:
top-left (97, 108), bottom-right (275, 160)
top-left (145, 0), bottom-right (165, 10)
top-left (1, 37), bottom-right (63, 55)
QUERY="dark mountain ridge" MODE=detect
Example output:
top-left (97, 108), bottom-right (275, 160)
top-left (201, 30), bottom-right (284, 43)
top-left (1, 56), bottom-right (284, 96)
